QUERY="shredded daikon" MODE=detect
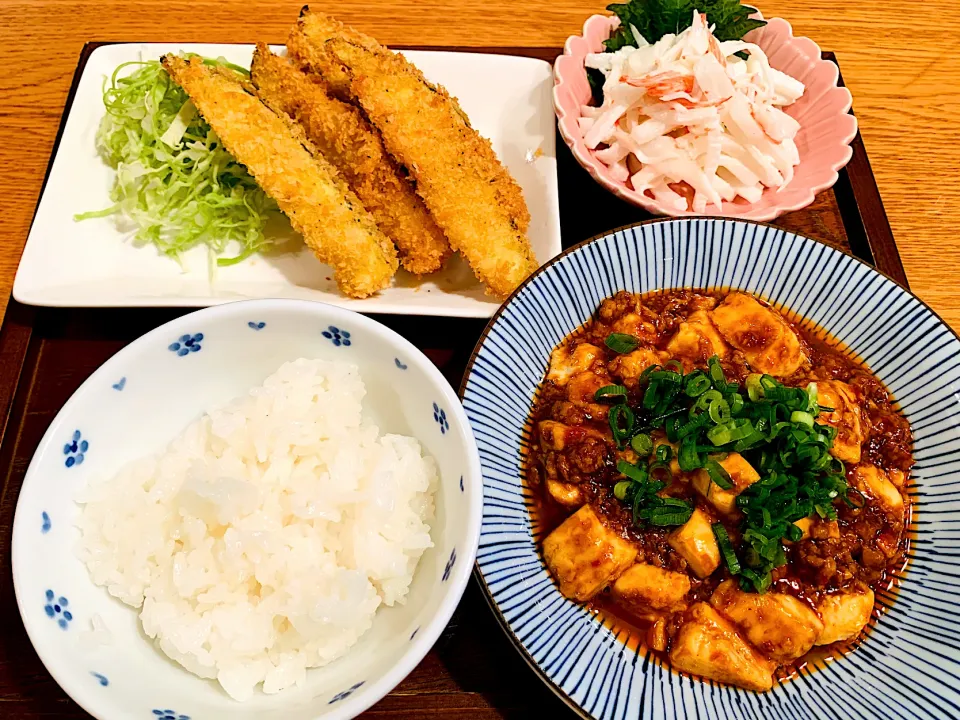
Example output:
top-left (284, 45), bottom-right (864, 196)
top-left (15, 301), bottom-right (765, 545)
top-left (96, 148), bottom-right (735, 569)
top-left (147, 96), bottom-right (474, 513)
top-left (583, 11), bottom-right (804, 212)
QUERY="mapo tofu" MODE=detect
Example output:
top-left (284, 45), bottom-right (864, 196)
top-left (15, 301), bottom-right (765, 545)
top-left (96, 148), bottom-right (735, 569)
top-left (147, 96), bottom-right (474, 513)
top-left (528, 290), bottom-right (913, 691)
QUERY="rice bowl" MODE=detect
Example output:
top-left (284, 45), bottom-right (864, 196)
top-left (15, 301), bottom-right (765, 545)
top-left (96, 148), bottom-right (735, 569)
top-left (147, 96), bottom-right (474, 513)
top-left (77, 358), bottom-right (438, 701)
top-left (12, 298), bottom-right (481, 720)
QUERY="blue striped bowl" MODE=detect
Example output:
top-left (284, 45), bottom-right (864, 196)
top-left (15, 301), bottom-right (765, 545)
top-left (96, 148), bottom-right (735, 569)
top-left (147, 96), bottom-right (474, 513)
top-left (460, 218), bottom-right (960, 720)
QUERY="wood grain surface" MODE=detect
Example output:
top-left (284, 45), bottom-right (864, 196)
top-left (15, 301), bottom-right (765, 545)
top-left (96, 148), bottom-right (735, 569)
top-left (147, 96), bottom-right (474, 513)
top-left (0, 0), bottom-right (958, 324)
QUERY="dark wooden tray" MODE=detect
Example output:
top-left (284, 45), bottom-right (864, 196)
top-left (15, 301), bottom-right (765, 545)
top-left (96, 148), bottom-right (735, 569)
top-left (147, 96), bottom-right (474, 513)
top-left (0, 44), bottom-right (905, 719)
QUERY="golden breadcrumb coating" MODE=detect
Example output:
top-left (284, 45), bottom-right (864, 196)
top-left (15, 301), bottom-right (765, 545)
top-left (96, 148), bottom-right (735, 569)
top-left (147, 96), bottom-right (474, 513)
top-left (287, 6), bottom-right (382, 99)
top-left (251, 44), bottom-right (450, 275)
top-left (160, 54), bottom-right (397, 298)
top-left (289, 8), bottom-right (537, 298)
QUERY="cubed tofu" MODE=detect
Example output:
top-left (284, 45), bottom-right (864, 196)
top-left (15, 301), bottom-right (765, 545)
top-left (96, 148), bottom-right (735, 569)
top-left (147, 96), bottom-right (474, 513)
top-left (887, 469), bottom-right (908, 488)
top-left (539, 420), bottom-right (570, 452)
top-left (810, 518), bottom-right (841, 540)
top-left (788, 515), bottom-right (840, 543)
top-left (611, 312), bottom-right (657, 343)
top-left (710, 580), bottom-right (823, 662)
top-left (816, 380), bottom-right (864, 464)
top-left (611, 563), bottom-right (692, 612)
top-left (815, 588), bottom-right (875, 645)
top-left (546, 479), bottom-right (582, 507)
top-left (669, 602), bottom-right (776, 692)
top-left (710, 293), bottom-right (805, 376)
top-left (691, 453), bottom-right (761, 515)
top-left (608, 347), bottom-right (666, 387)
top-left (538, 420), bottom-right (605, 452)
top-left (852, 465), bottom-right (905, 520)
top-left (565, 371), bottom-right (612, 417)
top-left (666, 310), bottom-right (730, 370)
top-left (667, 508), bottom-right (721, 578)
top-left (547, 343), bottom-right (603, 383)
top-left (542, 505), bottom-right (637, 601)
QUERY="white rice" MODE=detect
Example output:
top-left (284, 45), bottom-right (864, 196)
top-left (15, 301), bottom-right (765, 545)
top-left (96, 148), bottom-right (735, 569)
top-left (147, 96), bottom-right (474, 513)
top-left (76, 358), bottom-right (437, 701)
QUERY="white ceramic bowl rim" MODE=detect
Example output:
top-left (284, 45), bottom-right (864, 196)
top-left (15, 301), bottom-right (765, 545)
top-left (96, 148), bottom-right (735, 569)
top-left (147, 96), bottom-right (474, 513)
top-left (12, 297), bottom-right (484, 720)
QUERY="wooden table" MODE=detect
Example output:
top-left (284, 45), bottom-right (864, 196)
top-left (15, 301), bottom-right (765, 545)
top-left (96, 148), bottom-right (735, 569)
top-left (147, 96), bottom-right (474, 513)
top-left (0, 0), bottom-right (958, 329)
top-left (0, 2), bottom-right (957, 718)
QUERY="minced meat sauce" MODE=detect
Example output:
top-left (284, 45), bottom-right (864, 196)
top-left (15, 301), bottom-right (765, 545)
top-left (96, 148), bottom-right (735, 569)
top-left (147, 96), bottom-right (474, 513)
top-left (526, 289), bottom-right (913, 685)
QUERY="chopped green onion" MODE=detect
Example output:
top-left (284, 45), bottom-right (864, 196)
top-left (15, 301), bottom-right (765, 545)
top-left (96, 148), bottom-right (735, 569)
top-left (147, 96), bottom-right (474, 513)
top-left (694, 389), bottom-right (723, 412)
top-left (631, 433), bottom-right (654, 457)
top-left (677, 437), bottom-right (703, 472)
top-left (791, 410), bottom-right (814, 428)
top-left (609, 405), bottom-right (635, 448)
top-left (664, 360), bottom-right (684, 375)
top-left (706, 458), bottom-right (734, 490)
top-left (684, 372), bottom-right (711, 397)
top-left (712, 523), bottom-right (741, 575)
top-left (785, 522), bottom-right (804, 542)
top-left (708, 356), bottom-right (728, 390)
top-left (605, 333), bottom-right (639, 354)
top-left (745, 374), bottom-right (764, 401)
top-left (613, 481), bottom-right (632, 501)
top-left (709, 398), bottom-right (731, 424)
top-left (647, 507), bottom-right (694, 526)
top-left (706, 418), bottom-right (755, 445)
top-left (642, 380), bottom-right (660, 410)
top-left (617, 460), bottom-right (647, 483)
top-left (594, 384), bottom-right (628, 402)
top-left (728, 393), bottom-right (745, 414)
top-left (678, 414), bottom-right (710, 439)
top-left (844, 487), bottom-right (867, 509)
top-left (656, 444), bottom-right (673, 462)
top-left (648, 460), bottom-right (673, 483)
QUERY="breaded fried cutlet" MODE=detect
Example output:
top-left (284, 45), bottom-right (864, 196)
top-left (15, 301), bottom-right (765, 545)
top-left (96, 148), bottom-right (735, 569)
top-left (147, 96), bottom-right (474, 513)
top-left (250, 44), bottom-right (450, 275)
top-left (286, 6), bottom-right (383, 99)
top-left (319, 37), bottom-right (537, 298)
top-left (286, 8), bottom-right (536, 298)
top-left (160, 55), bottom-right (398, 298)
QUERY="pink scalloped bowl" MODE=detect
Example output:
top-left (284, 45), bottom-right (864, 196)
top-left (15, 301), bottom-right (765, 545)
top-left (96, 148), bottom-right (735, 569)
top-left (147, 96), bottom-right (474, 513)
top-left (554, 14), bottom-right (857, 221)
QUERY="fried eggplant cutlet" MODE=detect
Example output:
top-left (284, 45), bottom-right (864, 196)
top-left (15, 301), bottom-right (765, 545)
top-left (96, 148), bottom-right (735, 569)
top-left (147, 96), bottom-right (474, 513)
top-left (289, 8), bottom-right (538, 299)
top-left (160, 55), bottom-right (398, 298)
top-left (286, 6), bottom-right (381, 99)
top-left (250, 44), bottom-right (450, 275)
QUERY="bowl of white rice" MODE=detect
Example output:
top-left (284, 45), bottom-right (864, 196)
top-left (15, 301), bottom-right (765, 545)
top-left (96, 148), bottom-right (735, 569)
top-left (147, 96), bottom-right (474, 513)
top-left (11, 299), bottom-right (482, 720)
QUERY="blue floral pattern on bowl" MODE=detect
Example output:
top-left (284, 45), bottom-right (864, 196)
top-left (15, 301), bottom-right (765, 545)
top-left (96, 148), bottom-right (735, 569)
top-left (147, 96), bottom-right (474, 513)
top-left (248, 321), bottom-right (266, 330)
top-left (322, 325), bottom-right (351, 347)
top-left (432, 403), bottom-right (449, 434)
top-left (152, 710), bottom-right (190, 720)
top-left (442, 548), bottom-right (457, 582)
top-left (41, 511), bottom-right (51, 533)
top-left (44, 590), bottom-right (72, 630)
top-left (112, 377), bottom-right (126, 391)
top-left (63, 430), bottom-right (88, 467)
top-left (395, 358), bottom-right (408, 370)
top-left (91, 672), bottom-right (109, 687)
top-left (168, 333), bottom-right (203, 356)
top-left (329, 681), bottom-right (364, 704)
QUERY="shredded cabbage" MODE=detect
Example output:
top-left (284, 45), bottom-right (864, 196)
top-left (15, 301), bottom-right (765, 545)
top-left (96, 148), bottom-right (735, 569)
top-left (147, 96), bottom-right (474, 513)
top-left (75, 59), bottom-right (279, 266)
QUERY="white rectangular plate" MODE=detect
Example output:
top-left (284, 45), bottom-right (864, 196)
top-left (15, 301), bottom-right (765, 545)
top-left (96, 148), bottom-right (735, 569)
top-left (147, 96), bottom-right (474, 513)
top-left (14, 43), bottom-right (561, 317)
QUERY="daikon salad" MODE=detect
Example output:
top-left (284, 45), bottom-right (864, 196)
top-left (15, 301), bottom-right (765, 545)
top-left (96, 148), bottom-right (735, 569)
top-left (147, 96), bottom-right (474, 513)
top-left (581, 10), bottom-right (805, 212)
